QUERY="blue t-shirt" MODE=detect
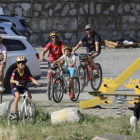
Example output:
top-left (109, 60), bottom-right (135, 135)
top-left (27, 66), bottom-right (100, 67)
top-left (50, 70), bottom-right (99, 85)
top-left (80, 31), bottom-right (100, 53)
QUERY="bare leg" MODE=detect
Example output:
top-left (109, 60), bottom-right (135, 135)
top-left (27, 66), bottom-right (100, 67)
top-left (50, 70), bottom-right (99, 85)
top-left (28, 92), bottom-right (32, 99)
top-left (70, 76), bottom-right (74, 93)
top-left (14, 92), bottom-right (20, 114)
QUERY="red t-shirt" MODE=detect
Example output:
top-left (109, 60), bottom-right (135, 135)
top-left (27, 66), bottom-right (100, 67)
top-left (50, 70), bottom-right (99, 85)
top-left (45, 41), bottom-right (65, 61)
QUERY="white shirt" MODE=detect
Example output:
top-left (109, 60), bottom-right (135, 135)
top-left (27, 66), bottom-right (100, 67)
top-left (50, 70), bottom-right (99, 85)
top-left (60, 54), bottom-right (77, 70)
top-left (0, 44), bottom-right (7, 61)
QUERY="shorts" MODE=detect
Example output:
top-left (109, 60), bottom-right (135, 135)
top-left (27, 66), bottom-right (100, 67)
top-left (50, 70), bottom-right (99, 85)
top-left (48, 61), bottom-right (53, 69)
top-left (11, 86), bottom-right (28, 97)
top-left (64, 67), bottom-right (76, 77)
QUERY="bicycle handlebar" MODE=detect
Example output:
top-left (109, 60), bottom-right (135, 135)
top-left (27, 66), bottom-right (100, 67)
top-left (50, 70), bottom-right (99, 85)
top-left (12, 83), bottom-right (42, 88)
top-left (43, 59), bottom-right (48, 62)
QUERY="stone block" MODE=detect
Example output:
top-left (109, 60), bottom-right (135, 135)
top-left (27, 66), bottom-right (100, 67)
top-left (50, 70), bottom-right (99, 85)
top-left (0, 101), bottom-right (9, 116)
top-left (32, 1), bottom-right (77, 17)
top-left (51, 108), bottom-right (81, 124)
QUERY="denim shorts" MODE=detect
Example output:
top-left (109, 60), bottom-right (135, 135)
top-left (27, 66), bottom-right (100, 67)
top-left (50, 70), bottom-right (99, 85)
top-left (11, 86), bottom-right (28, 97)
top-left (64, 67), bottom-right (76, 77)
top-left (48, 61), bottom-right (53, 69)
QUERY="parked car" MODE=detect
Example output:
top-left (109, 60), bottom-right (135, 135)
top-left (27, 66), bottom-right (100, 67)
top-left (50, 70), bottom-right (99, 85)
top-left (0, 21), bottom-right (21, 35)
top-left (0, 14), bottom-right (32, 42)
top-left (1, 34), bottom-right (41, 93)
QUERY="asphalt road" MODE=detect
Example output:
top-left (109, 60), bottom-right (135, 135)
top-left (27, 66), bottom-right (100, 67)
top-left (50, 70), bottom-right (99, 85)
top-left (3, 47), bottom-right (140, 102)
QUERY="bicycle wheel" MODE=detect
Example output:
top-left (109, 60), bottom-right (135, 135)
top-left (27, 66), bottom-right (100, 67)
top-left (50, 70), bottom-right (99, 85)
top-left (22, 99), bottom-right (36, 125)
top-left (7, 99), bottom-right (19, 125)
top-left (76, 65), bottom-right (85, 92)
top-left (52, 78), bottom-right (64, 103)
top-left (70, 77), bottom-right (80, 102)
top-left (91, 63), bottom-right (102, 91)
top-left (48, 73), bottom-right (53, 100)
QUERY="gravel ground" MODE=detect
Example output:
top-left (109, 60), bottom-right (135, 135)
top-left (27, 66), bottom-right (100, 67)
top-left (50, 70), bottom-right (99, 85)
top-left (3, 46), bottom-right (140, 118)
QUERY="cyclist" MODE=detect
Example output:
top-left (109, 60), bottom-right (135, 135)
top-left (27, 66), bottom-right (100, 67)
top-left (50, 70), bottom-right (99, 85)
top-left (0, 36), bottom-right (7, 91)
top-left (72, 24), bottom-right (101, 78)
top-left (51, 45), bottom-right (76, 99)
top-left (10, 56), bottom-right (41, 120)
top-left (40, 31), bottom-right (65, 94)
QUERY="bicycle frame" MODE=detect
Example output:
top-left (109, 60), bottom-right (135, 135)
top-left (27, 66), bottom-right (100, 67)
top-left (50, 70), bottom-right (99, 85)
top-left (48, 65), bottom-right (59, 82)
top-left (18, 91), bottom-right (30, 118)
top-left (83, 60), bottom-right (94, 82)
top-left (59, 69), bottom-right (69, 91)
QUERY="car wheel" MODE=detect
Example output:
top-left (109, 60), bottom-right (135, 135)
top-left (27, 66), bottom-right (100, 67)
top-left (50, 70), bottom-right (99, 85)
top-left (4, 66), bottom-right (17, 93)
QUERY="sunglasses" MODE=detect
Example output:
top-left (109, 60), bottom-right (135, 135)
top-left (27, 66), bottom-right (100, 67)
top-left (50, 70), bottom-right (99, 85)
top-left (51, 36), bottom-right (58, 39)
top-left (86, 29), bottom-right (91, 31)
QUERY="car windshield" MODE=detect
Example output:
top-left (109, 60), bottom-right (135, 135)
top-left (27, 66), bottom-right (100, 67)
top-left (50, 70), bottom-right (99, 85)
top-left (19, 19), bottom-right (30, 27)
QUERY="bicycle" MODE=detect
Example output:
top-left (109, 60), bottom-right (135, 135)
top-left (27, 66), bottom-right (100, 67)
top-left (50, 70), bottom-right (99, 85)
top-left (43, 59), bottom-right (59, 100)
top-left (7, 84), bottom-right (38, 125)
top-left (76, 51), bottom-right (102, 92)
top-left (52, 66), bottom-right (80, 103)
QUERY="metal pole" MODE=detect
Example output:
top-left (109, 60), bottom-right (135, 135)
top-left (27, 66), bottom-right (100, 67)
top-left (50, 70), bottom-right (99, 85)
top-left (0, 93), bottom-right (2, 104)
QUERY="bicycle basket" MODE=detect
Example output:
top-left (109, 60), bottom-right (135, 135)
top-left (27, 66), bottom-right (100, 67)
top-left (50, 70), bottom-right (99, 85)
top-left (79, 54), bottom-right (88, 61)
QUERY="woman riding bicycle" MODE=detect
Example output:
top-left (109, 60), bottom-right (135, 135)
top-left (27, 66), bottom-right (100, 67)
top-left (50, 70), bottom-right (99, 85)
top-left (51, 45), bottom-right (77, 99)
top-left (10, 56), bottom-right (41, 120)
top-left (72, 24), bottom-right (101, 77)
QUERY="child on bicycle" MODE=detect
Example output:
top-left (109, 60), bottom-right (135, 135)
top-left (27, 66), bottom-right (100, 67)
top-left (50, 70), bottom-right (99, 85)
top-left (51, 45), bottom-right (76, 99)
top-left (10, 56), bottom-right (41, 120)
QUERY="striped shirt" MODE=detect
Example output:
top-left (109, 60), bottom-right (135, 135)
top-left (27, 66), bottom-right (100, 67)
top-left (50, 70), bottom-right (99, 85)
top-left (11, 68), bottom-right (33, 86)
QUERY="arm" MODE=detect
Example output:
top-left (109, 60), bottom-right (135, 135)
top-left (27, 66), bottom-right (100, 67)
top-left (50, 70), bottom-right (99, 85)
top-left (10, 77), bottom-right (19, 86)
top-left (72, 41), bottom-right (83, 53)
top-left (40, 48), bottom-right (49, 61)
top-left (69, 59), bottom-right (76, 68)
top-left (51, 58), bottom-right (62, 67)
top-left (3, 52), bottom-right (7, 62)
top-left (91, 42), bottom-right (99, 57)
top-left (31, 78), bottom-right (41, 87)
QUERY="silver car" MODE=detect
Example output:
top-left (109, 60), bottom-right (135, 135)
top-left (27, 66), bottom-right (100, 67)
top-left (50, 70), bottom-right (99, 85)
top-left (1, 34), bottom-right (41, 92)
top-left (0, 14), bottom-right (32, 42)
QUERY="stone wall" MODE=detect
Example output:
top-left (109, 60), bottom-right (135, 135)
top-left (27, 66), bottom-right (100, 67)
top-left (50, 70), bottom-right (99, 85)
top-left (0, 0), bottom-right (140, 47)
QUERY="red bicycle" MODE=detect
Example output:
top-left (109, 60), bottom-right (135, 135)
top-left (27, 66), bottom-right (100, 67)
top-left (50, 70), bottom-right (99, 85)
top-left (43, 59), bottom-right (59, 100)
top-left (76, 51), bottom-right (102, 92)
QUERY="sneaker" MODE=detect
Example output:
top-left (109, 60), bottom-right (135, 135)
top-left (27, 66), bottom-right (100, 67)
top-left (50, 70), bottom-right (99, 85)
top-left (11, 114), bottom-right (18, 120)
top-left (70, 93), bottom-right (75, 99)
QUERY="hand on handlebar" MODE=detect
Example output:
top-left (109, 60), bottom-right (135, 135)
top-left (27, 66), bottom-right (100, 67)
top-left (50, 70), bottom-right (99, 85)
top-left (51, 63), bottom-right (54, 68)
top-left (71, 51), bottom-right (75, 54)
top-left (69, 64), bottom-right (73, 68)
top-left (37, 83), bottom-right (42, 87)
top-left (40, 57), bottom-right (44, 62)
top-left (15, 81), bottom-right (19, 86)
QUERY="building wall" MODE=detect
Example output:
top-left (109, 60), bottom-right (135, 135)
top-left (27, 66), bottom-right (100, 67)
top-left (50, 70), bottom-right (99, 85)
top-left (0, 0), bottom-right (140, 47)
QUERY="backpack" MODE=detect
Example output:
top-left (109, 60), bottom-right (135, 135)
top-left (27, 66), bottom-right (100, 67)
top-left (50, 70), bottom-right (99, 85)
top-left (48, 41), bottom-right (61, 57)
top-left (85, 33), bottom-right (101, 54)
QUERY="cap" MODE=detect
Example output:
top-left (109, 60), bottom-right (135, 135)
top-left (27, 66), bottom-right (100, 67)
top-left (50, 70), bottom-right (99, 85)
top-left (85, 24), bottom-right (92, 29)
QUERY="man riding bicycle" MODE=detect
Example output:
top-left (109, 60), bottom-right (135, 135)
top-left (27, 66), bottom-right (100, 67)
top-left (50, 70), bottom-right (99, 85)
top-left (40, 31), bottom-right (65, 94)
top-left (72, 24), bottom-right (101, 77)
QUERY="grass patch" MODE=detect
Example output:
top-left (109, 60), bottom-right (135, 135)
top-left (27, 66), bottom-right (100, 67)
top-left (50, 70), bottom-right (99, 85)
top-left (0, 107), bottom-right (139, 140)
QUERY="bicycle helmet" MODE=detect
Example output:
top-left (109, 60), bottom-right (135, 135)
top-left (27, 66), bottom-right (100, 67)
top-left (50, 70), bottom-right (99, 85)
top-left (50, 31), bottom-right (59, 37)
top-left (63, 45), bottom-right (72, 52)
top-left (0, 36), bottom-right (2, 41)
top-left (16, 56), bottom-right (27, 63)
